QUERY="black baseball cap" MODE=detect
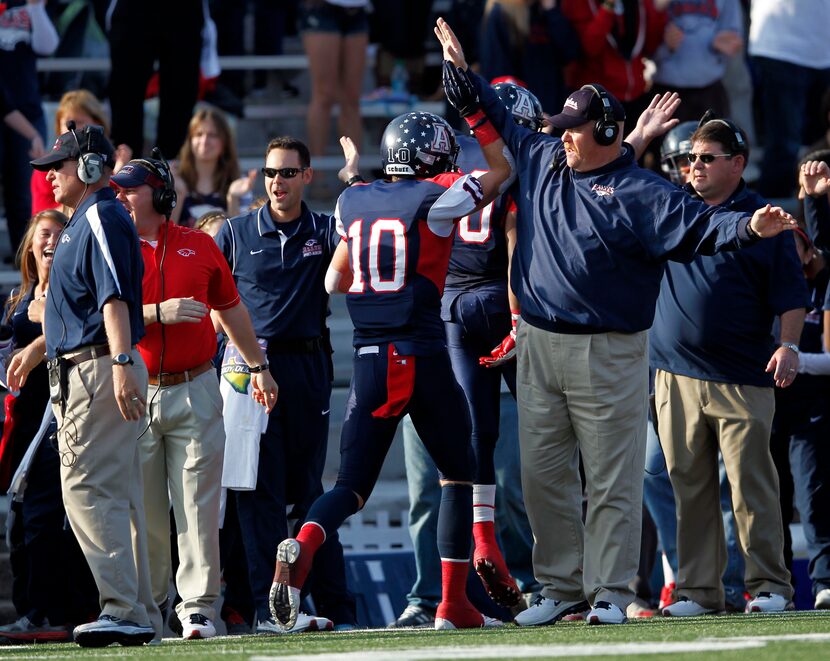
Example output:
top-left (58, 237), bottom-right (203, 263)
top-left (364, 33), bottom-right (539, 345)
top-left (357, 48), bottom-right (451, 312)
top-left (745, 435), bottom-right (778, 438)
top-left (550, 87), bottom-right (626, 130)
top-left (30, 125), bottom-right (116, 171)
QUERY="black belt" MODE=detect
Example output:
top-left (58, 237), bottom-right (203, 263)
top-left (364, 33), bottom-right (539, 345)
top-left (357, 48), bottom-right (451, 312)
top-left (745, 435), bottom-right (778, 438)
top-left (267, 337), bottom-right (324, 354)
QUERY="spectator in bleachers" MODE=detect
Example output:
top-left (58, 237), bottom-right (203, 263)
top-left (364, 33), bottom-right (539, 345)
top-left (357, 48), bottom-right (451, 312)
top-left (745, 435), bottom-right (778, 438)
top-left (212, 0), bottom-right (300, 105)
top-left (561, 0), bottom-right (666, 133)
top-left (479, 0), bottom-right (581, 114)
top-left (30, 89), bottom-right (132, 216)
top-left (0, 210), bottom-right (98, 643)
top-left (748, 0), bottom-right (830, 199)
top-left (650, 0), bottom-right (742, 122)
top-left (791, 155), bottom-right (830, 610)
top-left (107, 0), bottom-right (203, 158)
top-left (171, 108), bottom-right (256, 227)
top-left (300, 0), bottom-right (368, 186)
top-left (0, 0), bottom-right (59, 256)
top-left (652, 116), bottom-right (807, 617)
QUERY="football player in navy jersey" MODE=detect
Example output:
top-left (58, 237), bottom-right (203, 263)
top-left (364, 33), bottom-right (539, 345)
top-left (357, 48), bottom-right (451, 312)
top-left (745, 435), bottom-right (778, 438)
top-left (270, 42), bottom-right (516, 628)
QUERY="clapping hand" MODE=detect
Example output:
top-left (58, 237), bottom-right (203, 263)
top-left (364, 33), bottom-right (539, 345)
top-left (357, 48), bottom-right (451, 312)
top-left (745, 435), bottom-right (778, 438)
top-left (801, 160), bottom-right (830, 198)
top-left (338, 136), bottom-right (361, 184)
top-left (634, 92), bottom-right (681, 143)
top-left (749, 205), bottom-right (798, 238)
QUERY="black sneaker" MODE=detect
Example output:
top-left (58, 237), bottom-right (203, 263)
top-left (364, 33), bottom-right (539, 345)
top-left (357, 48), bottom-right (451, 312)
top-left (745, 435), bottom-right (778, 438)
top-left (387, 605), bottom-right (436, 628)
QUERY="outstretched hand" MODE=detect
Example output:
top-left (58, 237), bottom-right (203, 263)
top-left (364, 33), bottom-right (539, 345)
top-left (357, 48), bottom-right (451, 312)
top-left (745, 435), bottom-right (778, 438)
top-left (338, 136), bottom-right (361, 183)
top-left (434, 17), bottom-right (467, 71)
top-left (749, 205), bottom-right (797, 238)
top-left (635, 92), bottom-right (681, 143)
top-left (801, 160), bottom-right (830, 198)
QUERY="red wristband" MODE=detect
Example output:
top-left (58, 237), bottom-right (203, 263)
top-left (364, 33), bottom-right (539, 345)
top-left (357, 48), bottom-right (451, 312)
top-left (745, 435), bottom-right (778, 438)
top-left (465, 110), bottom-right (500, 147)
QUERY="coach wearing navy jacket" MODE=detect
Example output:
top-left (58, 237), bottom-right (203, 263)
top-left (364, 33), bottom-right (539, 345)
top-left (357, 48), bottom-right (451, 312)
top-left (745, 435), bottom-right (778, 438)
top-left (652, 117), bottom-right (806, 617)
top-left (436, 18), bottom-right (798, 628)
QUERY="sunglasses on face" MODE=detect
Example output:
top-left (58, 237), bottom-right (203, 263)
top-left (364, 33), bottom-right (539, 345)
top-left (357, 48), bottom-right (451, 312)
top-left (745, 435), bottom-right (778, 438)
top-left (687, 153), bottom-right (733, 164)
top-left (261, 167), bottom-right (307, 179)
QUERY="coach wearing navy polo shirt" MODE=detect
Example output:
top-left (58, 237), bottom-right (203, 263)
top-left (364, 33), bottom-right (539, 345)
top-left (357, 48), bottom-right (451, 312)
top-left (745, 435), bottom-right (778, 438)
top-left (112, 156), bottom-right (277, 639)
top-left (30, 126), bottom-right (159, 647)
top-left (652, 117), bottom-right (807, 617)
top-left (437, 19), bottom-right (798, 627)
top-left (214, 136), bottom-right (354, 632)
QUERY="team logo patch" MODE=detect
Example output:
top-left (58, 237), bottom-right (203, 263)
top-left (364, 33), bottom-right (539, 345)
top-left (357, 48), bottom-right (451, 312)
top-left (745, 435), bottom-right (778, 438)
top-left (177, 248), bottom-right (196, 257)
top-left (60, 234), bottom-right (71, 244)
top-left (591, 184), bottom-right (615, 197)
top-left (565, 97), bottom-right (579, 110)
top-left (302, 239), bottom-right (322, 257)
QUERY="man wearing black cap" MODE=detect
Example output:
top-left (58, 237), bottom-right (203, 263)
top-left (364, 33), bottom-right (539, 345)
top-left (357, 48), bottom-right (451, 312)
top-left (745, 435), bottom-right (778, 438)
top-left (111, 157), bottom-right (277, 639)
top-left (435, 18), bottom-right (799, 627)
top-left (29, 126), bottom-right (160, 647)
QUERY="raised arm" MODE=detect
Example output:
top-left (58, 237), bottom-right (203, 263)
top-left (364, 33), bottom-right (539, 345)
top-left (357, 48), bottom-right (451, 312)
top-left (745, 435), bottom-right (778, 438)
top-left (625, 92), bottom-right (681, 160)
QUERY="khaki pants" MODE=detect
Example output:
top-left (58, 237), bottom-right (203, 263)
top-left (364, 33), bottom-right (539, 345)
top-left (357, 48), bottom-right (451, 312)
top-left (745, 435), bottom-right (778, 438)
top-left (517, 323), bottom-right (648, 610)
top-left (654, 370), bottom-right (793, 608)
top-left (140, 369), bottom-right (224, 621)
top-left (53, 348), bottom-right (161, 635)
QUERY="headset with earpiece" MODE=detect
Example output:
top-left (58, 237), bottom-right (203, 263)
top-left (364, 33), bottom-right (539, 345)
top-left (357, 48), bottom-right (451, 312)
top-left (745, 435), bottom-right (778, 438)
top-left (697, 110), bottom-right (747, 155)
top-left (131, 149), bottom-right (178, 219)
top-left (581, 84), bottom-right (620, 147)
top-left (66, 121), bottom-right (105, 184)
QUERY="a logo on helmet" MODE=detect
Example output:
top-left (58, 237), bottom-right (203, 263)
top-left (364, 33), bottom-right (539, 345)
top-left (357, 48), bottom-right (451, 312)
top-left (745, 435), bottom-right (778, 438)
top-left (512, 90), bottom-right (536, 122)
top-left (431, 123), bottom-right (452, 154)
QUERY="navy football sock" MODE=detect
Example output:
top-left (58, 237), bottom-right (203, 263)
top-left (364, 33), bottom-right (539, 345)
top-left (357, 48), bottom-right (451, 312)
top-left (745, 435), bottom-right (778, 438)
top-left (437, 483), bottom-right (473, 560)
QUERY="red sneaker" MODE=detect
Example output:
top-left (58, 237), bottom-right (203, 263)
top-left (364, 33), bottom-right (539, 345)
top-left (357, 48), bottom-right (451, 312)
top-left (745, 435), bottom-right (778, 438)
top-left (658, 582), bottom-right (677, 609)
top-left (473, 554), bottom-right (522, 608)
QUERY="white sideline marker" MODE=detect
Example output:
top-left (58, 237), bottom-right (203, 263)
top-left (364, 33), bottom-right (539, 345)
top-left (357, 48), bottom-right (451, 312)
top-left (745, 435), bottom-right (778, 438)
top-left (252, 633), bottom-right (830, 661)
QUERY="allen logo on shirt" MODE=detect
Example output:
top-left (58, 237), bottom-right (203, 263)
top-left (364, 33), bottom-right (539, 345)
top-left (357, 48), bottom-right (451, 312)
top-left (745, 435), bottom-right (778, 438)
top-left (61, 233), bottom-right (71, 244)
top-left (591, 183), bottom-right (615, 197)
top-left (302, 239), bottom-right (322, 257)
top-left (177, 248), bottom-right (196, 257)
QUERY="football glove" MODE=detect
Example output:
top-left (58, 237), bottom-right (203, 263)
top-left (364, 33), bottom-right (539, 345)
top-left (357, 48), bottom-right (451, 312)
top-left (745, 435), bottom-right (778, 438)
top-left (480, 311), bottom-right (519, 368)
top-left (442, 60), bottom-right (480, 118)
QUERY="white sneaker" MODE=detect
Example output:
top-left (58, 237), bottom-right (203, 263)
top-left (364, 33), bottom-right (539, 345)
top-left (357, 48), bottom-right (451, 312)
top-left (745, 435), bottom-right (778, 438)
top-left (587, 601), bottom-right (627, 625)
top-left (816, 588), bottom-right (830, 609)
top-left (745, 592), bottom-right (794, 613)
top-left (513, 595), bottom-right (590, 626)
top-left (662, 596), bottom-right (717, 617)
top-left (181, 614), bottom-right (216, 640)
top-left (256, 613), bottom-right (333, 634)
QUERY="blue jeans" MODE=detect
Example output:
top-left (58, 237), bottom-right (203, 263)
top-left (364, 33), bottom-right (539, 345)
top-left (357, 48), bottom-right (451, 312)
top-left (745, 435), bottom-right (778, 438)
top-left (753, 56), bottom-right (830, 198)
top-left (401, 393), bottom-right (539, 610)
top-left (643, 419), bottom-right (745, 608)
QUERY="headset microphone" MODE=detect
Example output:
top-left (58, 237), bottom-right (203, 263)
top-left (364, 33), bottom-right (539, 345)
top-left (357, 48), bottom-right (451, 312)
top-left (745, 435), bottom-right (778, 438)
top-left (66, 120), bottom-right (103, 184)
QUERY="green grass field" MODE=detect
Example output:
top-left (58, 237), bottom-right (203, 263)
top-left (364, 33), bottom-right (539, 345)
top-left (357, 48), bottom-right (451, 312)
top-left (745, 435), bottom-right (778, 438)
top-left (2, 611), bottom-right (830, 660)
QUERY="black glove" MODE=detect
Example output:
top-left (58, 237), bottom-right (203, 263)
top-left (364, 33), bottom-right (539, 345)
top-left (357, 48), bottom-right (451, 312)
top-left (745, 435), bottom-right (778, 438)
top-left (442, 60), bottom-right (480, 118)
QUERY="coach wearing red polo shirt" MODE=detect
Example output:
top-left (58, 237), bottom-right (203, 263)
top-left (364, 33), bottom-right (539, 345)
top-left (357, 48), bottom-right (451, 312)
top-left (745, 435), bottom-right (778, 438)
top-left (112, 156), bottom-right (278, 640)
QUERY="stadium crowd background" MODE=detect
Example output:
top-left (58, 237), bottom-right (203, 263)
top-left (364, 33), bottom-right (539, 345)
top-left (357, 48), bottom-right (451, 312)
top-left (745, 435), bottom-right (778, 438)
top-left (0, 0), bottom-right (829, 645)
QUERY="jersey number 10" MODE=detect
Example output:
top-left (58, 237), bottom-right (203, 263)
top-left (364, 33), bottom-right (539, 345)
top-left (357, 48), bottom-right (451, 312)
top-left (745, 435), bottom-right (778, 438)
top-left (347, 218), bottom-right (407, 293)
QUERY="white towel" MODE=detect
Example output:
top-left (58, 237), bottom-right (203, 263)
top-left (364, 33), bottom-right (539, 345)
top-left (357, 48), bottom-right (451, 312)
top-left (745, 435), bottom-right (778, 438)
top-left (220, 339), bottom-right (268, 490)
top-left (7, 403), bottom-right (54, 500)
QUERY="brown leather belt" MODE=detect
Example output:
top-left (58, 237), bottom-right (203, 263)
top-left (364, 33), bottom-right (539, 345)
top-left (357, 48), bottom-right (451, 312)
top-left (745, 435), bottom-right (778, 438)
top-left (148, 361), bottom-right (213, 388)
top-left (60, 344), bottom-right (110, 366)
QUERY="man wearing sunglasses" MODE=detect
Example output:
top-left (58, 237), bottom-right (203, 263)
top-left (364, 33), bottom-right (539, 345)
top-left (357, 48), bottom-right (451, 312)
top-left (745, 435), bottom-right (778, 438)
top-left (651, 115), bottom-right (808, 617)
top-left (213, 137), bottom-right (355, 634)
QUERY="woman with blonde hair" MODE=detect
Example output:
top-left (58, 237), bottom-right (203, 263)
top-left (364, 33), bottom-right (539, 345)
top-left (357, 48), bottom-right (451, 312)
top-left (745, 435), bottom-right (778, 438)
top-left (30, 89), bottom-right (132, 215)
top-left (172, 108), bottom-right (255, 226)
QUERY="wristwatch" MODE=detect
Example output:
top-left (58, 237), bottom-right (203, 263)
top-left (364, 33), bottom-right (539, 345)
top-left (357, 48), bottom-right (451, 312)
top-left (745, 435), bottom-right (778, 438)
top-left (112, 353), bottom-right (135, 366)
top-left (248, 362), bottom-right (270, 373)
top-left (781, 342), bottom-right (800, 355)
